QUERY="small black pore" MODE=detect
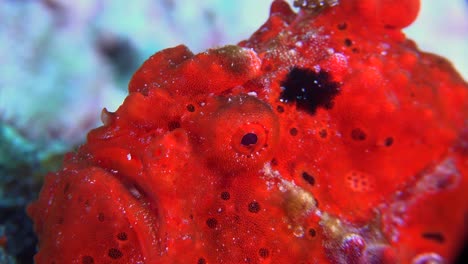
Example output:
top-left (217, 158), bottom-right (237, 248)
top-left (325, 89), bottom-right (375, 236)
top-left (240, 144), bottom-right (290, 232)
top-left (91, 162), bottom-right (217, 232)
top-left (98, 213), bottom-right (105, 222)
top-left (117, 232), bottom-right (128, 241)
top-left (337, 22), bottom-right (347, 30)
top-left (108, 248), bottom-right (123, 259)
top-left (198, 258), bottom-right (207, 264)
top-left (206, 218), bottom-right (218, 229)
top-left (422, 232), bottom-right (445, 243)
top-left (248, 201), bottom-right (261, 213)
top-left (82, 256), bottom-right (94, 264)
top-left (63, 183), bottom-right (70, 194)
top-left (302, 172), bottom-right (315, 186)
top-left (344, 38), bottom-right (353, 47)
top-left (289, 127), bottom-right (298, 136)
top-left (319, 129), bottom-right (328, 138)
top-left (279, 67), bottom-right (341, 115)
top-left (221, 191), bottom-right (231, 200)
top-left (186, 104), bottom-right (195, 112)
top-left (308, 228), bottom-right (317, 237)
top-left (258, 248), bottom-right (270, 258)
top-left (168, 121), bottom-right (181, 131)
top-left (271, 158), bottom-right (278, 166)
top-left (241, 133), bottom-right (258, 146)
top-left (276, 105), bottom-right (285, 113)
top-left (351, 128), bottom-right (367, 141)
top-left (384, 137), bottom-right (394, 147)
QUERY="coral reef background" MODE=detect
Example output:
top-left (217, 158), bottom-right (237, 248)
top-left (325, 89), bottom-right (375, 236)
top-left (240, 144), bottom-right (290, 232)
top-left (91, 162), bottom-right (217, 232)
top-left (0, 0), bottom-right (466, 263)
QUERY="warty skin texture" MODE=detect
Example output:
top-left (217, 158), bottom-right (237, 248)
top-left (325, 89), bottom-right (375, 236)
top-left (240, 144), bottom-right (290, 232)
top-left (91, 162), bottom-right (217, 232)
top-left (28, 1), bottom-right (467, 263)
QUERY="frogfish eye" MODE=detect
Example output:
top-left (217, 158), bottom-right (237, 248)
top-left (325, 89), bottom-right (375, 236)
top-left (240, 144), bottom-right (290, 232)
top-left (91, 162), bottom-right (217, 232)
top-left (190, 94), bottom-right (280, 173)
top-left (240, 133), bottom-right (258, 146)
top-left (234, 124), bottom-right (266, 156)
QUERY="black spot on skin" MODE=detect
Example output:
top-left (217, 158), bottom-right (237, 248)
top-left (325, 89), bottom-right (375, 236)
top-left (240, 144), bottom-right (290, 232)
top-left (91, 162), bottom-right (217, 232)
top-left (276, 105), bottom-right (285, 113)
top-left (271, 158), bottom-right (278, 166)
top-left (116, 232), bottom-right (128, 241)
top-left (186, 104), bottom-right (195, 112)
top-left (351, 128), bottom-right (367, 141)
top-left (198, 258), bottom-right (207, 264)
top-left (384, 137), bottom-right (394, 147)
top-left (221, 191), bottom-right (230, 200)
top-left (168, 121), bottom-right (181, 131)
top-left (258, 248), bottom-right (270, 258)
top-left (279, 67), bottom-right (341, 115)
top-left (308, 228), bottom-right (317, 237)
top-left (289, 127), bottom-right (298, 136)
top-left (344, 38), bottom-right (353, 47)
top-left (319, 129), bottom-right (328, 138)
top-left (82, 256), bottom-right (94, 264)
top-left (337, 22), bottom-right (347, 30)
top-left (422, 232), bottom-right (445, 243)
top-left (248, 201), bottom-right (261, 213)
top-left (206, 218), bottom-right (218, 229)
top-left (384, 24), bottom-right (397, 30)
top-left (63, 183), bottom-right (70, 194)
top-left (108, 248), bottom-right (123, 259)
top-left (241, 133), bottom-right (258, 146)
top-left (98, 213), bottom-right (105, 222)
top-left (302, 172), bottom-right (315, 186)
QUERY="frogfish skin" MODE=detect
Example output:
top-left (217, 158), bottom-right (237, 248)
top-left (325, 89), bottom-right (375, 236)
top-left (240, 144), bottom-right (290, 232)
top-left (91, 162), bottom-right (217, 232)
top-left (28, 0), bottom-right (468, 263)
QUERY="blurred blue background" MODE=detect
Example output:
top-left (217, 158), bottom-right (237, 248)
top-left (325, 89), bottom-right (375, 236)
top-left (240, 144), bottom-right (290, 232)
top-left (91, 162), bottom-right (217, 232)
top-left (0, 0), bottom-right (466, 263)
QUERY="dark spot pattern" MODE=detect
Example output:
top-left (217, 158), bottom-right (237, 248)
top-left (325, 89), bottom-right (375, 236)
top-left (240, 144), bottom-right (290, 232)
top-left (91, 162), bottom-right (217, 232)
top-left (384, 137), bottom-right (394, 146)
top-left (108, 248), bottom-right (123, 259)
top-left (259, 248), bottom-right (270, 258)
top-left (186, 104), bottom-right (195, 112)
top-left (422, 232), bottom-right (445, 243)
top-left (221, 192), bottom-right (230, 200)
top-left (248, 201), bottom-right (261, 213)
top-left (276, 105), bottom-right (284, 113)
top-left (168, 121), bottom-right (181, 131)
top-left (198, 258), bottom-right (207, 264)
top-left (82, 256), bottom-right (94, 264)
top-left (271, 158), bottom-right (278, 166)
top-left (117, 232), bottom-right (128, 241)
top-left (309, 228), bottom-right (317, 237)
top-left (344, 38), bottom-right (353, 46)
top-left (206, 218), bottom-right (218, 229)
top-left (63, 183), bottom-right (70, 194)
top-left (98, 213), bottom-right (105, 222)
top-left (337, 22), bottom-right (347, 30)
top-left (279, 67), bottom-right (341, 115)
top-left (351, 128), bottom-right (367, 141)
top-left (290, 127), bottom-right (298, 136)
top-left (319, 129), bottom-right (328, 138)
top-left (302, 172), bottom-right (315, 186)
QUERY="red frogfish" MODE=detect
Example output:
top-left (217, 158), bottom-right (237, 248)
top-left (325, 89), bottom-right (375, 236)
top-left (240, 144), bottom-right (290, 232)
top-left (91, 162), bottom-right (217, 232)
top-left (28, 0), bottom-right (468, 263)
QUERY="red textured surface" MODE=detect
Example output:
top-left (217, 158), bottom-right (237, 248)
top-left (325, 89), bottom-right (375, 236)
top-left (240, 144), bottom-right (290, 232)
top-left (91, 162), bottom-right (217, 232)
top-left (28, 0), bottom-right (468, 263)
